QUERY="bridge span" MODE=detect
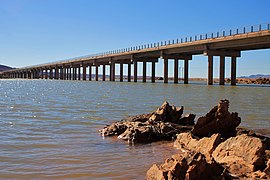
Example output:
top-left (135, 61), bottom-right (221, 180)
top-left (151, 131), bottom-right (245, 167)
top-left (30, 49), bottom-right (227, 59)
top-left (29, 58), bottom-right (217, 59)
top-left (1, 24), bottom-right (270, 85)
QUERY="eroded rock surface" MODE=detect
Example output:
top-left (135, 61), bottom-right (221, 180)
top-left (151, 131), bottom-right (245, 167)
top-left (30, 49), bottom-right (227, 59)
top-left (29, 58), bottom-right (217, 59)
top-left (147, 152), bottom-right (229, 180)
top-left (192, 99), bottom-right (241, 138)
top-left (99, 102), bottom-right (195, 143)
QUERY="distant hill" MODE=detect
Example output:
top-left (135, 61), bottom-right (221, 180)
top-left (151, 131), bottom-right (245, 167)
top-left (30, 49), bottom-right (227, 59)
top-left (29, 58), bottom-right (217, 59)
top-left (0, 65), bottom-right (14, 72)
top-left (239, 74), bottom-right (270, 78)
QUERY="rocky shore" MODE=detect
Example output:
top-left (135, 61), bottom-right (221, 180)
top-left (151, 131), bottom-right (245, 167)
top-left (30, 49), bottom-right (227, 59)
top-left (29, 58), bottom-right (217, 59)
top-left (99, 100), bottom-right (270, 179)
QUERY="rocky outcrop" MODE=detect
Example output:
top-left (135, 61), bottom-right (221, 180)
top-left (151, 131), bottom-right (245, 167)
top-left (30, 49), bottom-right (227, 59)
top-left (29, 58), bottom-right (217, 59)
top-left (237, 78), bottom-right (270, 84)
top-left (99, 102), bottom-right (195, 143)
top-left (192, 99), bottom-right (241, 138)
top-left (212, 134), bottom-right (265, 176)
top-left (174, 133), bottom-right (221, 161)
top-left (146, 100), bottom-right (270, 179)
top-left (147, 152), bottom-right (230, 180)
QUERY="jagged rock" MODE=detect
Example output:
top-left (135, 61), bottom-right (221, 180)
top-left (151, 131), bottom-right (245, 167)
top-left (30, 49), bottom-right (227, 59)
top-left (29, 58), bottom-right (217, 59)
top-left (100, 101), bottom-right (194, 143)
top-left (176, 113), bottom-right (195, 125)
top-left (192, 99), bottom-right (241, 138)
top-left (264, 159), bottom-right (270, 175)
top-left (146, 152), bottom-right (228, 180)
top-left (149, 101), bottom-right (184, 123)
top-left (212, 134), bottom-right (265, 176)
top-left (174, 132), bottom-right (221, 161)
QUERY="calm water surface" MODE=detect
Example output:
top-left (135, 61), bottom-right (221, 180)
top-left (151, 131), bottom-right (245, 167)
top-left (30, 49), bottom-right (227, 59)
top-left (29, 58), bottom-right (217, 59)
top-left (0, 79), bottom-right (269, 179)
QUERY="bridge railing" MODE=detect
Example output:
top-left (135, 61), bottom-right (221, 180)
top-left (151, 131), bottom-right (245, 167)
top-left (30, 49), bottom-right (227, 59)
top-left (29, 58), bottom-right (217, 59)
top-left (20, 23), bottom-right (270, 70)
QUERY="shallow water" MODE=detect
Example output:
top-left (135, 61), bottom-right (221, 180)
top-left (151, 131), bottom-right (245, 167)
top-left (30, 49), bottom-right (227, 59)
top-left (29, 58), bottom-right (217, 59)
top-left (0, 79), bottom-right (269, 179)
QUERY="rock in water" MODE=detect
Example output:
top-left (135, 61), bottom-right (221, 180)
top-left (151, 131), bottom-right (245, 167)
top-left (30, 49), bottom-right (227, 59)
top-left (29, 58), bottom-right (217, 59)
top-left (99, 101), bottom-right (195, 143)
top-left (192, 99), bottom-right (241, 138)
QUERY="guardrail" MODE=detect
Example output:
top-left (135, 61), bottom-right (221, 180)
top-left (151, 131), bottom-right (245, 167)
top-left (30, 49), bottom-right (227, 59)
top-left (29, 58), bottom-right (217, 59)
top-left (20, 23), bottom-right (270, 69)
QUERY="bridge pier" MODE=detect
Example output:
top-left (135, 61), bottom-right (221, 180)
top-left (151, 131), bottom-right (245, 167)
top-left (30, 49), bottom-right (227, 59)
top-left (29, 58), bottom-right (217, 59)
top-left (89, 65), bottom-right (92, 81)
top-left (95, 65), bottom-right (99, 81)
top-left (143, 61), bottom-right (147, 82)
top-left (103, 64), bottom-right (106, 81)
top-left (133, 60), bottom-right (137, 82)
top-left (164, 58), bottom-right (168, 83)
top-left (231, 56), bottom-right (237, 86)
top-left (110, 62), bottom-right (115, 81)
top-left (128, 62), bottom-right (131, 82)
top-left (174, 59), bottom-right (178, 83)
top-left (184, 59), bottom-right (189, 84)
top-left (208, 55), bottom-right (213, 85)
top-left (120, 62), bottom-right (123, 82)
top-left (152, 61), bottom-right (155, 83)
top-left (219, 56), bottom-right (225, 85)
top-left (82, 64), bottom-right (86, 80)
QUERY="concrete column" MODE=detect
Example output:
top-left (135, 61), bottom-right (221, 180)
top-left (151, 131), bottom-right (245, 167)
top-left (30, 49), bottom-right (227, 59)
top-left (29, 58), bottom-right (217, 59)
top-left (164, 58), bottom-right (168, 83)
top-left (89, 65), bottom-right (92, 81)
top-left (231, 56), bottom-right (237, 86)
top-left (45, 69), bottom-right (48, 79)
top-left (63, 67), bottom-right (66, 80)
top-left (219, 56), bottom-right (225, 85)
top-left (128, 63), bottom-right (131, 82)
top-left (78, 67), bottom-right (81, 80)
top-left (120, 62), bottom-right (123, 82)
top-left (83, 65), bottom-right (87, 80)
top-left (103, 64), bottom-right (106, 81)
top-left (143, 61), bottom-right (147, 82)
top-left (55, 67), bottom-right (59, 80)
top-left (50, 68), bottom-right (53, 79)
top-left (174, 59), bottom-right (178, 83)
top-left (134, 60), bottom-right (137, 82)
top-left (60, 68), bottom-right (63, 80)
top-left (95, 65), bottom-right (99, 81)
top-left (152, 61), bottom-right (155, 83)
top-left (208, 55), bottom-right (213, 85)
top-left (184, 59), bottom-right (189, 84)
top-left (110, 62), bottom-right (115, 81)
top-left (72, 67), bottom-right (75, 80)
top-left (40, 69), bottom-right (43, 79)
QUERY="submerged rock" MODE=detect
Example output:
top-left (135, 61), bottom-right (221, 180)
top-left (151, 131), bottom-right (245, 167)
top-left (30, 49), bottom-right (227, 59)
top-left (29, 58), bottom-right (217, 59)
top-left (99, 101), bottom-right (195, 143)
top-left (192, 99), bottom-right (241, 138)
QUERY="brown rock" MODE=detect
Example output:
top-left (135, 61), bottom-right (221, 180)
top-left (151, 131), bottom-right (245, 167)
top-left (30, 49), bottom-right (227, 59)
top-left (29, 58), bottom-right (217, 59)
top-left (146, 152), bottom-right (228, 180)
top-left (149, 101), bottom-right (184, 124)
top-left (264, 159), bottom-right (270, 175)
top-left (192, 99), bottom-right (241, 138)
top-left (212, 134), bottom-right (265, 176)
top-left (174, 133), bottom-right (221, 161)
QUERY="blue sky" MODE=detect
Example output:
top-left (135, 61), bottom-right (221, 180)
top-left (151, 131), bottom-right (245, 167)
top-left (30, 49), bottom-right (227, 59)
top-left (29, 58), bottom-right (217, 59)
top-left (0, 0), bottom-right (270, 78)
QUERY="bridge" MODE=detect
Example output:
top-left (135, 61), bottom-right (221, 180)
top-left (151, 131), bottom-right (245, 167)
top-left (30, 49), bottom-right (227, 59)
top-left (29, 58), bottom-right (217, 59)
top-left (1, 23), bottom-right (270, 85)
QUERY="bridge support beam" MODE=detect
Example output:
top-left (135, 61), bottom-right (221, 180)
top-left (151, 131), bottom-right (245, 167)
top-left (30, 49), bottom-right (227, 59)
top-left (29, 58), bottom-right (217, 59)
top-left (63, 67), bottom-right (66, 80)
top-left (164, 58), bottom-right (168, 83)
top-left (110, 62), bottom-right (115, 81)
top-left (89, 65), bottom-right (92, 81)
top-left (82, 65), bottom-right (86, 80)
top-left (128, 62), bottom-right (131, 82)
top-left (60, 68), bottom-right (63, 80)
top-left (231, 56), bottom-right (237, 86)
top-left (208, 55), bottom-right (213, 85)
top-left (78, 67), bottom-right (81, 80)
top-left (174, 59), bottom-right (179, 83)
top-left (133, 60), bottom-right (137, 82)
top-left (143, 61), bottom-right (147, 82)
top-left (184, 59), bottom-right (189, 84)
top-left (152, 61), bottom-right (155, 83)
top-left (45, 69), bottom-right (48, 79)
top-left (120, 62), bottom-right (123, 82)
top-left (95, 65), bottom-right (99, 81)
top-left (103, 64), bottom-right (106, 81)
top-left (219, 56), bottom-right (225, 85)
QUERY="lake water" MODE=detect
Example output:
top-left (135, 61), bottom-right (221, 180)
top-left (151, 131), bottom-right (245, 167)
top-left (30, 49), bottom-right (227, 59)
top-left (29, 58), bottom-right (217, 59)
top-left (0, 79), bottom-right (269, 179)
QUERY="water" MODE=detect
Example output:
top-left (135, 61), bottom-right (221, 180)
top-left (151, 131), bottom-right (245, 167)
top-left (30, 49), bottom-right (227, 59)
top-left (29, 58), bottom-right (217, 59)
top-left (0, 79), bottom-right (269, 179)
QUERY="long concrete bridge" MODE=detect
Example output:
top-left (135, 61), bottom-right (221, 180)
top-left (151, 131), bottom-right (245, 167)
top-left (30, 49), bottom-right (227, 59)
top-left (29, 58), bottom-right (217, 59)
top-left (1, 23), bottom-right (270, 85)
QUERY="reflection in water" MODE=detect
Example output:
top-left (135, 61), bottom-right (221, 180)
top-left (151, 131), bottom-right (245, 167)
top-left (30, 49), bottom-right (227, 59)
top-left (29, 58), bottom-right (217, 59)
top-left (0, 79), bottom-right (269, 179)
